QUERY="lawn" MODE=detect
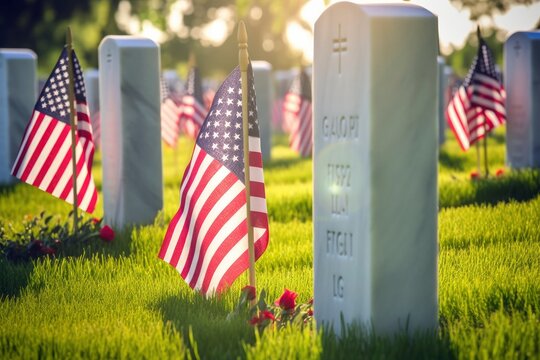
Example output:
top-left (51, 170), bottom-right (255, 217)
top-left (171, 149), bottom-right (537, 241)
top-left (1, 129), bottom-right (539, 359)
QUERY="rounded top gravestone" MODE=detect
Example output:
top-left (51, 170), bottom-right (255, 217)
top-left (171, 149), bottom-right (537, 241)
top-left (313, 2), bottom-right (438, 335)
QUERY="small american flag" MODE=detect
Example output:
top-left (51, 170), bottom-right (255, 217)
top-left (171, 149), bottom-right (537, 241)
top-left (91, 111), bottom-right (101, 149)
top-left (160, 76), bottom-right (181, 147)
top-left (446, 28), bottom-right (506, 151)
top-left (179, 67), bottom-right (206, 139)
top-left (271, 98), bottom-right (284, 132)
top-left (11, 48), bottom-right (98, 213)
top-left (283, 69), bottom-right (312, 157)
top-left (203, 87), bottom-right (216, 110)
top-left (159, 64), bottom-right (269, 296)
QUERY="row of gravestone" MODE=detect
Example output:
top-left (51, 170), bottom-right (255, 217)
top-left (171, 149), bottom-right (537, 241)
top-left (0, 3), bottom-right (539, 335)
top-left (1, 43), bottom-right (468, 193)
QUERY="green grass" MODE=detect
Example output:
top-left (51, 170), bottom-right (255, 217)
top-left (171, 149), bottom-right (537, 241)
top-left (1, 127), bottom-right (539, 359)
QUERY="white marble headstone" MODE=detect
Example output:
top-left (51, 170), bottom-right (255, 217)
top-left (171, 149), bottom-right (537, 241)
top-left (504, 31), bottom-right (540, 168)
top-left (162, 69), bottom-right (183, 95)
top-left (313, 3), bottom-right (438, 335)
top-left (98, 36), bottom-right (163, 228)
top-left (274, 69), bottom-right (298, 99)
top-left (437, 56), bottom-right (447, 145)
top-left (0, 49), bottom-right (37, 184)
top-left (251, 61), bottom-right (273, 161)
top-left (85, 69), bottom-right (99, 118)
top-left (84, 69), bottom-right (100, 147)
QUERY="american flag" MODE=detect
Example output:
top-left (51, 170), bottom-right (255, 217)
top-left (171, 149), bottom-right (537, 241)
top-left (159, 65), bottom-right (269, 296)
top-left (91, 111), bottom-right (101, 149)
top-left (272, 98), bottom-right (285, 132)
top-left (161, 76), bottom-right (182, 147)
top-left (446, 28), bottom-right (506, 151)
top-left (283, 69), bottom-right (312, 157)
top-left (203, 87), bottom-right (216, 110)
top-left (11, 48), bottom-right (98, 213)
top-left (179, 67), bottom-right (206, 139)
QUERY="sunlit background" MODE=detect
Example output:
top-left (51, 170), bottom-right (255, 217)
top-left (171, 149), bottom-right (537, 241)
top-left (1, 0), bottom-right (539, 77)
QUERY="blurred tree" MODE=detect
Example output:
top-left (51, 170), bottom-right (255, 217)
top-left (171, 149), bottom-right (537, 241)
top-left (127, 0), bottom-right (309, 77)
top-left (445, 27), bottom-right (505, 78)
top-left (449, 0), bottom-right (536, 20)
top-left (1, 0), bottom-right (310, 78)
top-left (0, 0), bottom-right (122, 74)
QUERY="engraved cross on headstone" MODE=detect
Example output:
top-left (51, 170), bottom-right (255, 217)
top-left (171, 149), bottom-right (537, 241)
top-left (333, 24), bottom-right (347, 75)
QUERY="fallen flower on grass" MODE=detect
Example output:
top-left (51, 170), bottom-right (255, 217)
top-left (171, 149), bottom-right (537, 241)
top-left (99, 225), bottom-right (115, 242)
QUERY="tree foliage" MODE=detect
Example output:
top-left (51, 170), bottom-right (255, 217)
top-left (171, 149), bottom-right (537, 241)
top-left (445, 28), bottom-right (505, 77)
top-left (449, 0), bottom-right (536, 20)
top-left (133, 0), bottom-right (308, 76)
top-left (0, 0), bottom-right (122, 74)
top-left (1, 0), bottom-right (310, 76)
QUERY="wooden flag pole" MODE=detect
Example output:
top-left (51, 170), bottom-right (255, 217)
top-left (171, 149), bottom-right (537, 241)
top-left (483, 123), bottom-right (489, 177)
top-left (188, 51), bottom-right (196, 68)
top-left (476, 25), bottom-right (490, 178)
top-left (66, 27), bottom-right (79, 236)
top-left (238, 21), bottom-right (257, 304)
top-left (476, 142), bottom-right (481, 176)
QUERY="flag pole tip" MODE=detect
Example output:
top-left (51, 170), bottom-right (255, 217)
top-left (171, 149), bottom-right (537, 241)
top-left (238, 21), bottom-right (248, 45)
top-left (238, 21), bottom-right (249, 71)
top-left (188, 52), bottom-right (197, 67)
top-left (66, 26), bottom-right (73, 47)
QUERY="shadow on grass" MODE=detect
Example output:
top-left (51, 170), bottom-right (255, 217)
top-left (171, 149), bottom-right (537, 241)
top-left (0, 229), bottom-right (133, 299)
top-left (440, 170), bottom-right (540, 209)
top-left (321, 321), bottom-right (454, 360)
top-left (0, 183), bottom-right (18, 196)
top-left (0, 259), bottom-right (34, 299)
top-left (155, 294), bottom-right (254, 359)
top-left (489, 131), bottom-right (505, 145)
top-left (439, 150), bottom-right (469, 172)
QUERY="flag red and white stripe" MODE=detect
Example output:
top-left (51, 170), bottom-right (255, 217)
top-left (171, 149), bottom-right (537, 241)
top-left (179, 67), bottom-right (207, 139)
top-left (11, 48), bottom-right (98, 213)
top-left (159, 65), bottom-right (269, 296)
top-left (161, 98), bottom-right (181, 147)
top-left (160, 76), bottom-right (182, 147)
top-left (446, 30), bottom-right (506, 151)
top-left (283, 70), bottom-right (312, 157)
top-left (179, 94), bottom-right (206, 139)
top-left (203, 88), bottom-right (216, 110)
top-left (272, 98), bottom-right (285, 131)
top-left (91, 110), bottom-right (101, 148)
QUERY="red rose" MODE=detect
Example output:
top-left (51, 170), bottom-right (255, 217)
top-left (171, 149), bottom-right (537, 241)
top-left (249, 315), bottom-right (260, 326)
top-left (27, 240), bottom-right (44, 258)
top-left (41, 246), bottom-right (56, 256)
top-left (470, 171), bottom-right (480, 180)
top-left (241, 285), bottom-right (256, 301)
top-left (275, 289), bottom-right (298, 310)
top-left (307, 309), bottom-right (314, 317)
top-left (260, 310), bottom-right (275, 321)
top-left (99, 225), bottom-right (115, 242)
top-left (496, 168), bottom-right (505, 177)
